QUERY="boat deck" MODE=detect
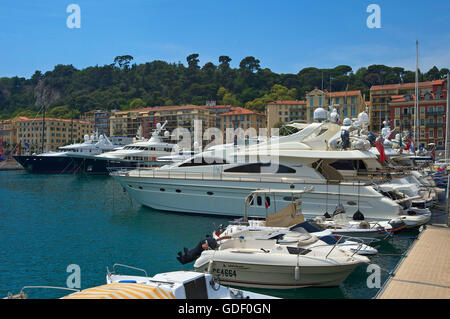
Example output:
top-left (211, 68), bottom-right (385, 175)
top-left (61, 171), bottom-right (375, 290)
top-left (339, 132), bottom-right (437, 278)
top-left (377, 224), bottom-right (450, 299)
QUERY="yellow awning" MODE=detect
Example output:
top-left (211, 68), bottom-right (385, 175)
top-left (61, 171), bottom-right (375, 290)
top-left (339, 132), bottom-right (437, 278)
top-left (62, 283), bottom-right (175, 299)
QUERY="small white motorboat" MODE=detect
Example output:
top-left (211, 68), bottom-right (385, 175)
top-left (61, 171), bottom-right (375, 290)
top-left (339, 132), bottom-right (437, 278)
top-left (214, 222), bottom-right (378, 255)
top-left (194, 231), bottom-right (369, 289)
top-left (5, 264), bottom-right (278, 299)
top-left (311, 211), bottom-right (406, 239)
top-left (211, 189), bottom-right (379, 255)
top-left (101, 264), bottom-right (277, 299)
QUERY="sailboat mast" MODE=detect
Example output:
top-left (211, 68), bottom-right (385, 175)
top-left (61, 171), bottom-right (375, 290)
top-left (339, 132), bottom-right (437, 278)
top-left (446, 72), bottom-right (450, 162)
top-left (415, 40), bottom-right (419, 153)
top-left (41, 105), bottom-right (46, 154)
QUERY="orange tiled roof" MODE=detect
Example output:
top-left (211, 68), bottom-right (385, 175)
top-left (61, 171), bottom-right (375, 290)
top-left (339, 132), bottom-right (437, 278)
top-left (327, 90), bottom-right (361, 97)
top-left (370, 80), bottom-right (445, 91)
top-left (14, 116), bottom-right (91, 124)
top-left (208, 105), bottom-right (232, 109)
top-left (267, 100), bottom-right (307, 105)
top-left (114, 104), bottom-right (209, 115)
top-left (219, 107), bottom-right (264, 117)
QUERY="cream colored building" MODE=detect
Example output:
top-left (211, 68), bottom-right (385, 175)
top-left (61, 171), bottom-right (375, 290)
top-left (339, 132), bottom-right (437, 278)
top-left (266, 100), bottom-right (307, 129)
top-left (15, 116), bottom-right (93, 153)
top-left (306, 88), bottom-right (366, 122)
top-left (218, 107), bottom-right (266, 141)
top-left (109, 105), bottom-right (217, 146)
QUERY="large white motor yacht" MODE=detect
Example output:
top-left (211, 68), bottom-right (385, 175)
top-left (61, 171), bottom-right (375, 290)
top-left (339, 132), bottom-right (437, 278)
top-left (111, 118), bottom-right (409, 222)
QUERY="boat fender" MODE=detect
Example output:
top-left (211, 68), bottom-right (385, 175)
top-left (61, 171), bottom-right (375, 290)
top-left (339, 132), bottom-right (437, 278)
top-left (359, 221), bottom-right (370, 229)
top-left (295, 266), bottom-right (300, 281)
top-left (352, 210), bottom-right (365, 221)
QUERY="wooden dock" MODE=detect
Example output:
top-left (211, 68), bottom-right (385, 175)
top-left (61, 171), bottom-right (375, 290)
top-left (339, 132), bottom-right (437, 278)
top-left (377, 224), bottom-right (450, 299)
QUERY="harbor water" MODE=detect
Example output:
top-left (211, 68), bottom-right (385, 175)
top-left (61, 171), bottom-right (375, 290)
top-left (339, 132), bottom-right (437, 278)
top-left (0, 170), bottom-right (422, 299)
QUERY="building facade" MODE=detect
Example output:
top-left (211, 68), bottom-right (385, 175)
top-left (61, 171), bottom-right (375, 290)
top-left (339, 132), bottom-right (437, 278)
top-left (109, 105), bottom-right (217, 145)
top-left (83, 110), bottom-right (113, 137)
top-left (389, 79), bottom-right (448, 149)
top-left (306, 88), bottom-right (366, 123)
top-left (369, 80), bottom-right (446, 133)
top-left (218, 107), bottom-right (266, 141)
top-left (13, 116), bottom-right (93, 153)
top-left (266, 100), bottom-right (307, 129)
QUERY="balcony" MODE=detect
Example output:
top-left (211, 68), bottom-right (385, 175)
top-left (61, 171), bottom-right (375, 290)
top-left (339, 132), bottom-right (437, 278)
top-left (426, 123), bottom-right (443, 127)
top-left (426, 111), bottom-right (445, 116)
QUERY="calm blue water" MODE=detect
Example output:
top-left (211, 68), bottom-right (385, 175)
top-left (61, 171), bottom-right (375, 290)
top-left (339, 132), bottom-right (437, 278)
top-left (0, 170), bottom-right (418, 299)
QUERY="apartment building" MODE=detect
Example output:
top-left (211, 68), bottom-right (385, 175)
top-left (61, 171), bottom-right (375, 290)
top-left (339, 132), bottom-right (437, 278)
top-left (369, 79), bottom-right (446, 132)
top-left (389, 79), bottom-right (448, 149)
top-left (306, 88), bottom-right (366, 122)
top-left (266, 100), bottom-right (307, 129)
top-left (14, 116), bottom-right (93, 153)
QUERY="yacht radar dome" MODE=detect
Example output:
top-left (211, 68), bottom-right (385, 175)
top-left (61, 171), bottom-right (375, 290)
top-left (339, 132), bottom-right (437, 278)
top-left (343, 118), bottom-right (352, 126)
top-left (164, 130), bottom-right (170, 138)
top-left (357, 111), bottom-right (369, 125)
top-left (313, 107), bottom-right (328, 122)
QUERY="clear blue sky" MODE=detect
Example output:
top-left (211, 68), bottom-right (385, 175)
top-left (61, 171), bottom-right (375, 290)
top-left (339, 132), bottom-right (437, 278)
top-left (1, 0), bottom-right (449, 78)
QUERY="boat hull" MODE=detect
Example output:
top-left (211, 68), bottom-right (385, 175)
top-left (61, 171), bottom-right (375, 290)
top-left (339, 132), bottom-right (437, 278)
top-left (112, 174), bottom-right (402, 220)
top-left (13, 155), bottom-right (160, 174)
top-left (194, 259), bottom-right (361, 289)
top-left (13, 155), bottom-right (83, 174)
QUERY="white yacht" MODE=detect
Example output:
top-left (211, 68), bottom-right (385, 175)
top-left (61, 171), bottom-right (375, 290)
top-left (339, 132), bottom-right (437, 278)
top-left (69, 121), bottom-right (189, 173)
top-left (111, 117), bottom-right (410, 222)
top-left (13, 132), bottom-right (120, 174)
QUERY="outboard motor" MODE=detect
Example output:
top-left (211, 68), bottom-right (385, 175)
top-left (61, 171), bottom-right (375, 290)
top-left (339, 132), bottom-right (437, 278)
top-left (176, 235), bottom-right (218, 265)
top-left (341, 130), bottom-right (350, 149)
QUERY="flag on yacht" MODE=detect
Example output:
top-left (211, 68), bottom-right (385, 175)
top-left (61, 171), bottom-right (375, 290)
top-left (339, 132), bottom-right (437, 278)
top-left (375, 138), bottom-right (386, 163)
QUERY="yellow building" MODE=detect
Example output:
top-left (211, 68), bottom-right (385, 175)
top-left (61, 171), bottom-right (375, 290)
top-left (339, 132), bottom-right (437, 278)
top-left (306, 88), bottom-right (366, 122)
top-left (15, 116), bottom-right (93, 153)
top-left (0, 119), bottom-right (16, 148)
top-left (266, 100), bottom-right (307, 129)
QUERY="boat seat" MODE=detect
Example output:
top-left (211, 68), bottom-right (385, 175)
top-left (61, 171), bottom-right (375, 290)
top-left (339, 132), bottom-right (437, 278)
top-left (296, 235), bottom-right (319, 247)
top-left (281, 233), bottom-right (319, 246)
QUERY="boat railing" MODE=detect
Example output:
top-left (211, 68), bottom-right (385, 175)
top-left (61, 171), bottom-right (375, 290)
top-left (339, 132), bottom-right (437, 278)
top-left (110, 263), bottom-right (149, 277)
top-left (107, 263), bottom-right (177, 287)
top-left (321, 235), bottom-right (377, 259)
top-left (108, 167), bottom-right (385, 188)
